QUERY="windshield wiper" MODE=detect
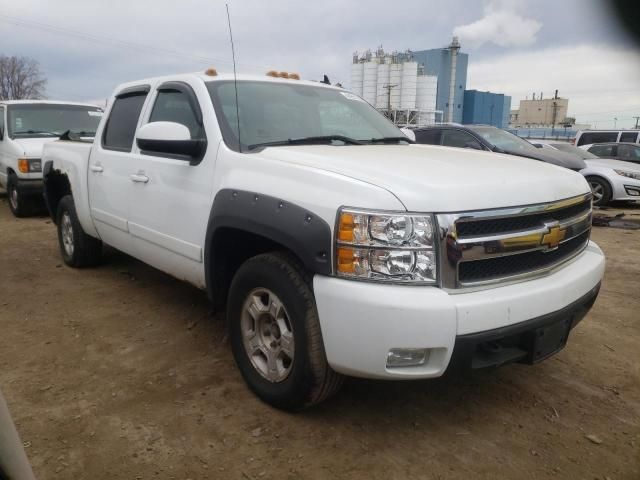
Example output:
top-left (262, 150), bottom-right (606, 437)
top-left (367, 136), bottom-right (414, 144)
top-left (248, 135), bottom-right (363, 150)
top-left (13, 130), bottom-right (59, 136)
top-left (72, 130), bottom-right (96, 136)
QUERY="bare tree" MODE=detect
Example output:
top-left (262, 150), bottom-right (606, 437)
top-left (0, 55), bottom-right (47, 100)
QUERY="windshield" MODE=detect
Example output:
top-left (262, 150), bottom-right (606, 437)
top-left (206, 80), bottom-right (404, 152)
top-left (471, 126), bottom-right (539, 153)
top-left (550, 142), bottom-right (599, 159)
top-left (7, 104), bottom-right (103, 139)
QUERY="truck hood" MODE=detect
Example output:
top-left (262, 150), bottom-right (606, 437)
top-left (257, 144), bottom-right (590, 212)
top-left (12, 137), bottom-right (58, 157)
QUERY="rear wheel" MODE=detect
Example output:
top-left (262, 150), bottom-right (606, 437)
top-left (56, 195), bottom-right (102, 267)
top-left (228, 252), bottom-right (343, 410)
top-left (586, 176), bottom-right (612, 207)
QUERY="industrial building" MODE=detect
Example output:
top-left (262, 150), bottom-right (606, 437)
top-left (412, 37), bottom-right (468, 124)
top-left (350, 48), bottom-right (439, 127)
top-left (462, 90), bottom-right (512, 128)
top-left (510, 92), bottom-right (569, 127)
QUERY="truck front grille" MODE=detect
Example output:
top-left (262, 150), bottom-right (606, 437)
top-left (436, 194), bottom-right (592, 288)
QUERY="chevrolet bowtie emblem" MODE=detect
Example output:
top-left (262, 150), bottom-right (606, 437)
top-left (541, 223), bottom-right (566, 250)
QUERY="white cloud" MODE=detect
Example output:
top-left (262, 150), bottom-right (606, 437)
top-left (467, 45), bottom-right (640, 128)
top-left (453, 0), bottom-right (542, 48)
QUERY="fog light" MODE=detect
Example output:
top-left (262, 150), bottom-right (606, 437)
top-left (386, 348), bottom-right (429, 368)
top-left (625, 186), bottom-right (640, 196)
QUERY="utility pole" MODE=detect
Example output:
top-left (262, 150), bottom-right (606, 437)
top-left (614, 117), bottom-right (618, 129)
top-left (634, 116), bottom-right (640, 129)
top-left (383, 83), bottom-right (398, 121)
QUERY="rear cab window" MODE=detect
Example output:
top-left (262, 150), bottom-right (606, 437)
top-left (102, 86), bottom-right (150, 152)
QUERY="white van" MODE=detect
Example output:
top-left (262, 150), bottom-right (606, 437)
top-left (0, 100), bottom-right (103, 217)
top-left (574, 129), bottom-right (640, 147)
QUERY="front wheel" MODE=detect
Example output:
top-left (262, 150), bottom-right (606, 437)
top-left (7, 175), bottom-right (30, 217)
top-left (228, 252), bottom-right (343, 410)
top-left (56, 195), bottom-right (103, 267)
top-left (586, 176), bottom-right (612, 207)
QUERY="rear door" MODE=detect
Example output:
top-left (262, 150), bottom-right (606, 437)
top-left (127, 80), bottom-right (215, 288)
top-left (88, 85), bottom-right (149, 253)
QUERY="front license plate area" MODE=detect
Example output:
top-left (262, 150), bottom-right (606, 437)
top-left (532, 318), bottom-right (572, 363)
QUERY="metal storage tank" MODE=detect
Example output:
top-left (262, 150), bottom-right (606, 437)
top-left (350, 62), bottom-right (364, 97)
top-left (389, 63), bottom-right (402, 109)
top-left (362, 61), bottom-right (379, 105)
top-left (416, 75), bottom-right (438, 125)
top-left (375, 62), bottom-right (390, 109)
top-left (400, 62), bottom-right (418, 110)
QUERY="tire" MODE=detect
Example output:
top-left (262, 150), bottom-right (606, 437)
top-left (56, 195), bottom-right (102, 267)
top-left (228, 252), bottom-right (343, 410)
top-left (7, 174), bottom-right (31, 218)
top-left (586, 176), bottom-right (612, 207)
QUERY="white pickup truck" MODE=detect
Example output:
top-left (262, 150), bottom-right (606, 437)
top-left (0, 100), bottom-right (103, 216)
top-left (42, 71), bottom-right (605, 410)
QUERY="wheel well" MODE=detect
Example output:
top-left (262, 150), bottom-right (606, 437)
top-left (208, 227), bottom-right (304, 311)
top-left (585, 175), bottom-right (613, 190)
top-left (44, 170), bottom-right (71, 223)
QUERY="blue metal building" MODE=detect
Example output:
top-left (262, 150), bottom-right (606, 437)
top-left (462, 90), bottom-right (512, 129)
top-left (412, 45), bottom-right (468, 124)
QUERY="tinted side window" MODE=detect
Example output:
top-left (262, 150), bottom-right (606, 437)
top-left (414, 129), bottom-right (441, 145)
top-left (441, 129), bottom-right (480, 149)
top-left (102, 93), bottom-right (148, 152)
top-left (0, 107), bottom-right (4, 140)
top-left (618, 144), bottom-right (640, 161)
top-left (149, 90), bottom-right (203, 139)
top-left (578, 132), bottom-right (618, 146)
top-left (620, 132), bottom-right (638, 143)
top-left (588, 144), bottom-right (615, 157)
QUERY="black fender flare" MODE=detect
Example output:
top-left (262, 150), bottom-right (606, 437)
top-left (204, 189), bottom-right (333, 300)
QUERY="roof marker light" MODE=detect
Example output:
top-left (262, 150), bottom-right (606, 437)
top-left (288, 73), bottom-right (300, 80)
top-left (205, 68), bottom-right (218, 76)
top-left (266, 70), bottom-right (279, 77)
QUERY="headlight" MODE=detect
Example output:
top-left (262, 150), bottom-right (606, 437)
top-left (614, 169), bottom-right (640, 180)
top-left (335, 209), bottom-right (437, 284)
top-left (17, 158), bottom-right (42, 173)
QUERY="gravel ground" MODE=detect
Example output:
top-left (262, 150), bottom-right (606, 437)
top-left (0, 194), bottom-right (639, 480)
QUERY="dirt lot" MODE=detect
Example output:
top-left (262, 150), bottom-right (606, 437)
top-left (0, 195), bottom-right (639, 480)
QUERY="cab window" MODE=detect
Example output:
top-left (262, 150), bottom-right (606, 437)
top-left (618, 144), bottom-right (640, 162)
top-left (414, 129), bottom-right (441, 145)
top-left (149, 90), bottom-right (204, 139)
top-left (102, 92), bottom-right (148, 152)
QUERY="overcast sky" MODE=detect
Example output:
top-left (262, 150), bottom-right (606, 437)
top-left (1, 0), bottom-right (639, 128)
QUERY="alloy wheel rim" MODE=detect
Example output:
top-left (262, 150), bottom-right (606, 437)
top-left (9, 186), bottom-right (18, 210)
top-left (61, 212), bottom-right (74, 257)
top-left (589, 182), bottom-right (604, 202)
top-left (241, 288), bottom-right (294, 383)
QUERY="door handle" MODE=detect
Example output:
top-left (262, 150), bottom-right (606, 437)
top-left (130, 173), bottom-right (149, 184)
top-left (90, 165), bottom-right (104, 173)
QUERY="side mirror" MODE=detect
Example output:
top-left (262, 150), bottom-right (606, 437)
top-left (136, 121), bottom-right (206, 160)
top-left (400, 127), bottom-right (416, 142)
top-left (464, 141), bottom-right (482, 150)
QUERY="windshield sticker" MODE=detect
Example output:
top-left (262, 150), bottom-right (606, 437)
top-left (15, 118), bottom-right (23, 129)
top-left (88, 111), bottom-right (103, 117)
top-left (340, 92), bottom-right (364, 102)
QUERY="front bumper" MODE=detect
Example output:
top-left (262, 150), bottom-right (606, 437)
top-left (15, 178), bottom-right (44, 197)
top-left (313, 241), bottom-right (605, 379)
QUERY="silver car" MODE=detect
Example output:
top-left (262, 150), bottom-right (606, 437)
top-left (533, 141), bottom-right (640, 206)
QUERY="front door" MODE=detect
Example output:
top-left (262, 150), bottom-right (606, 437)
top-left (127, 81), bottom-right (215, 288)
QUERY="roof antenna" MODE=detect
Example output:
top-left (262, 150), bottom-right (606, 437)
top-left (225, 3), bottom-right (241, 153)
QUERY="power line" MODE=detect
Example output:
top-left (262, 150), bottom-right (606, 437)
top-left (0, 13), bottom-right (269, 71)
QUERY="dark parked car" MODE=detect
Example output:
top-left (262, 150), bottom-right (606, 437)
top-left (412, 124), bottom-right (587, 170)
top-left (581, 142), bottom-right (640, 165)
